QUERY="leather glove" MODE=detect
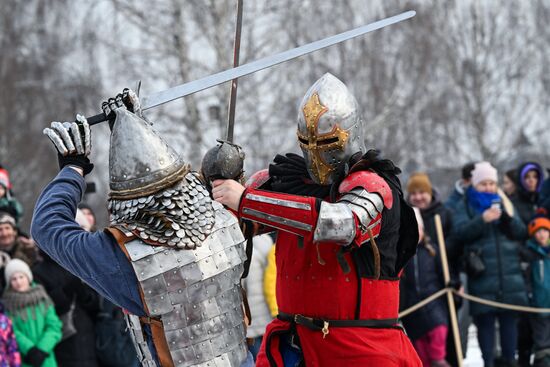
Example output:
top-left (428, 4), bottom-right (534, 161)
top-left (101, 88), bottom-right (142, 130)
top-left (24, 347), bottom-right (49, 367)
top-left (43, 114), bottom-right (93, 175)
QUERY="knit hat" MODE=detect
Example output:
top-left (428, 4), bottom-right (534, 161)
top-left (0, 212), bottom-right (16, 229)
top-left (471, 161), bottom-right (498, 187)
top-left (528, 217), bottom-right (550, 237)
top-left (407, 173), bottom-right (433, 196)
top-left (5, 259), bottom-right (33, 285)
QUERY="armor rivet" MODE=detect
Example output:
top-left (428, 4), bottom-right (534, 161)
top-left (178, 289), bottom-right (182, 293)
top-left (346, 277), bottom-right (350, 282)
top-left (328, 277), bottom-right (333, 280)
top-left (167, 282), bottom-right (170, 286)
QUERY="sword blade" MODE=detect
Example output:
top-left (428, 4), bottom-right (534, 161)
top-left (88, 10), bottom-right (415, 126)
top-left (226, 0), bottom-right (244, 143)
top-left (141, 10), bottom-right (415, 111)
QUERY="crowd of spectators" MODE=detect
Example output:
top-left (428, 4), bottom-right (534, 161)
top-left (0, 164), bottom-right (138, 367)
top-left (401, 161), bottom-right (550, 367)
top-left (0, 157), bottom-right (549, 367)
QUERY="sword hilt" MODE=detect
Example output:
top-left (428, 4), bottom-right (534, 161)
top-left (82, 112), bottom-right (113, 126)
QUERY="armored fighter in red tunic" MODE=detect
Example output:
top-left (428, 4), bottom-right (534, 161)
top-left (213, 73), bottom-right (422, 366)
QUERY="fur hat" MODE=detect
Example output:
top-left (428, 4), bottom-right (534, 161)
top-left (0, 212), bottom-right (16, 229)
top-left (528, 217), bottom-right (550, 237)
top-left (407, 173), bottom-right (433, 196)
top-left (471, 161), bottom-right (498, 187)
top-left (5, 259), bottom-right (33, 285)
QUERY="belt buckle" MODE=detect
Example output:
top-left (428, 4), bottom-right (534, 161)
top-left (321, 321), bottom-right (329, 339)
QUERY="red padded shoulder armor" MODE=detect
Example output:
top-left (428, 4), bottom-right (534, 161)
top-left (339, 170), bottom-right (393, 209)
top-left (245, 169), bottom-right (270, 189)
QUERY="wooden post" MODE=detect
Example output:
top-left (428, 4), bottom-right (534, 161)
top-left (434, 214), bottom-right (464, 367)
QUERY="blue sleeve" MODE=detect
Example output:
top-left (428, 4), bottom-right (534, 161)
top-left (31, 167), bottom-right (146, 316)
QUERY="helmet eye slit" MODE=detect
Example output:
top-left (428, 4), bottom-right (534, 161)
top-left (317, 137), bottom-right (339, 145)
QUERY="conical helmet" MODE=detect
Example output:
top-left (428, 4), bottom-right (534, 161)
top-left (297, 73), bottom-right (365, 185)
top-left (109, 108), bottom-right (189, 199)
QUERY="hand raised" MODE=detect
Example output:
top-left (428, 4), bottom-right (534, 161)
top-left (482, 207), bottom-right (502, 223)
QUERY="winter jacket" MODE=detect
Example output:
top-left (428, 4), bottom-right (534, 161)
top-left (400, 194), bottom-right (453, 340)
top-left (3, 285), bottom-right (62, 367)
top-left (539, 175), bottom-right (550, 213)
top-left (452, 198), bottom-right (528, 316)
top-left (263, 246), bottom-right (277, 318)
top-left (523, 240), bottom-right (550, 313)
top-left (32, 253), bottom-right (100, 367)
top-left (242, 234), bottom-right (275, 338)
top-left (0, 304), bottom-right (21, 367)
top-left (445, 180), bottom-right (467, 213)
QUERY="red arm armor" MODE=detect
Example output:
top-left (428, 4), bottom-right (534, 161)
top-left (238, 188), bottom-right (319, 242)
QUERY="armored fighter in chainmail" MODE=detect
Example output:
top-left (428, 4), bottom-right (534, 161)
top-left (32, 91), bottom-right (250, 367)
top-left (213, 73), bottom-right (422, 366)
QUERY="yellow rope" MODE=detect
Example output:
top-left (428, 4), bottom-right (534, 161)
top-left (398, 287), bottom-right (550, 318)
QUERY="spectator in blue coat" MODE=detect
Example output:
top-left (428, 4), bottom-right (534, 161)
top-left (452, 161), bottom-right (528, 367)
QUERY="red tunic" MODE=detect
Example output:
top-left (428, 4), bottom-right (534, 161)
top-left (240, 171), bottom-right (421, 366)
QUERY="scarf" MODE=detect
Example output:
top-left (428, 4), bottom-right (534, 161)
top-left (466, 186), bottom-right (501, 214)
top-left (2, 284), bottom-right (53, 321)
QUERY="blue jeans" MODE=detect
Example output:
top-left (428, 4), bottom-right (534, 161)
top-left (248, 336), bottom-right (263, 361)
top-left (474, 312), bottom-right (518, 366)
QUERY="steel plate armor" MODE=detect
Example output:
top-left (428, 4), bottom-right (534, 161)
top-left (118, 201), bottom-right (247, 367)
top-left (107, 105), bottom-right (248, 366)
top-left (297, 73), bottom-right (365, 185)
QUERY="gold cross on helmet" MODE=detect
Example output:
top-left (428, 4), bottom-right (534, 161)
top-left (296, 73), bottom-right (365, 186)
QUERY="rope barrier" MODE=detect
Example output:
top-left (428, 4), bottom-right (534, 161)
top-left (398, 287), bottom-right (550, 319)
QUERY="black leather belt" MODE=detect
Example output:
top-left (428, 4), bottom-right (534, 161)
top-left (277, 312), bottom-right (403, 338)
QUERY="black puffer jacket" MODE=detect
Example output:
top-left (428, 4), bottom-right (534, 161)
top-left (400, 193), bottom-right (454, 340)
top-left (32, 252), bottom-right (100, 367)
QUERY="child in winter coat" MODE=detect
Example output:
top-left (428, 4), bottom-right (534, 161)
top-left (526, 215), bottom-right (550, 367)
top-left (1, 259), bottom-right (62, 367)
top-left (0, 302), bottom-right (21, 367)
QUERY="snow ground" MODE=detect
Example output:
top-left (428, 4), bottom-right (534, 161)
top-left (464, 325), bottom-right (484, 367)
